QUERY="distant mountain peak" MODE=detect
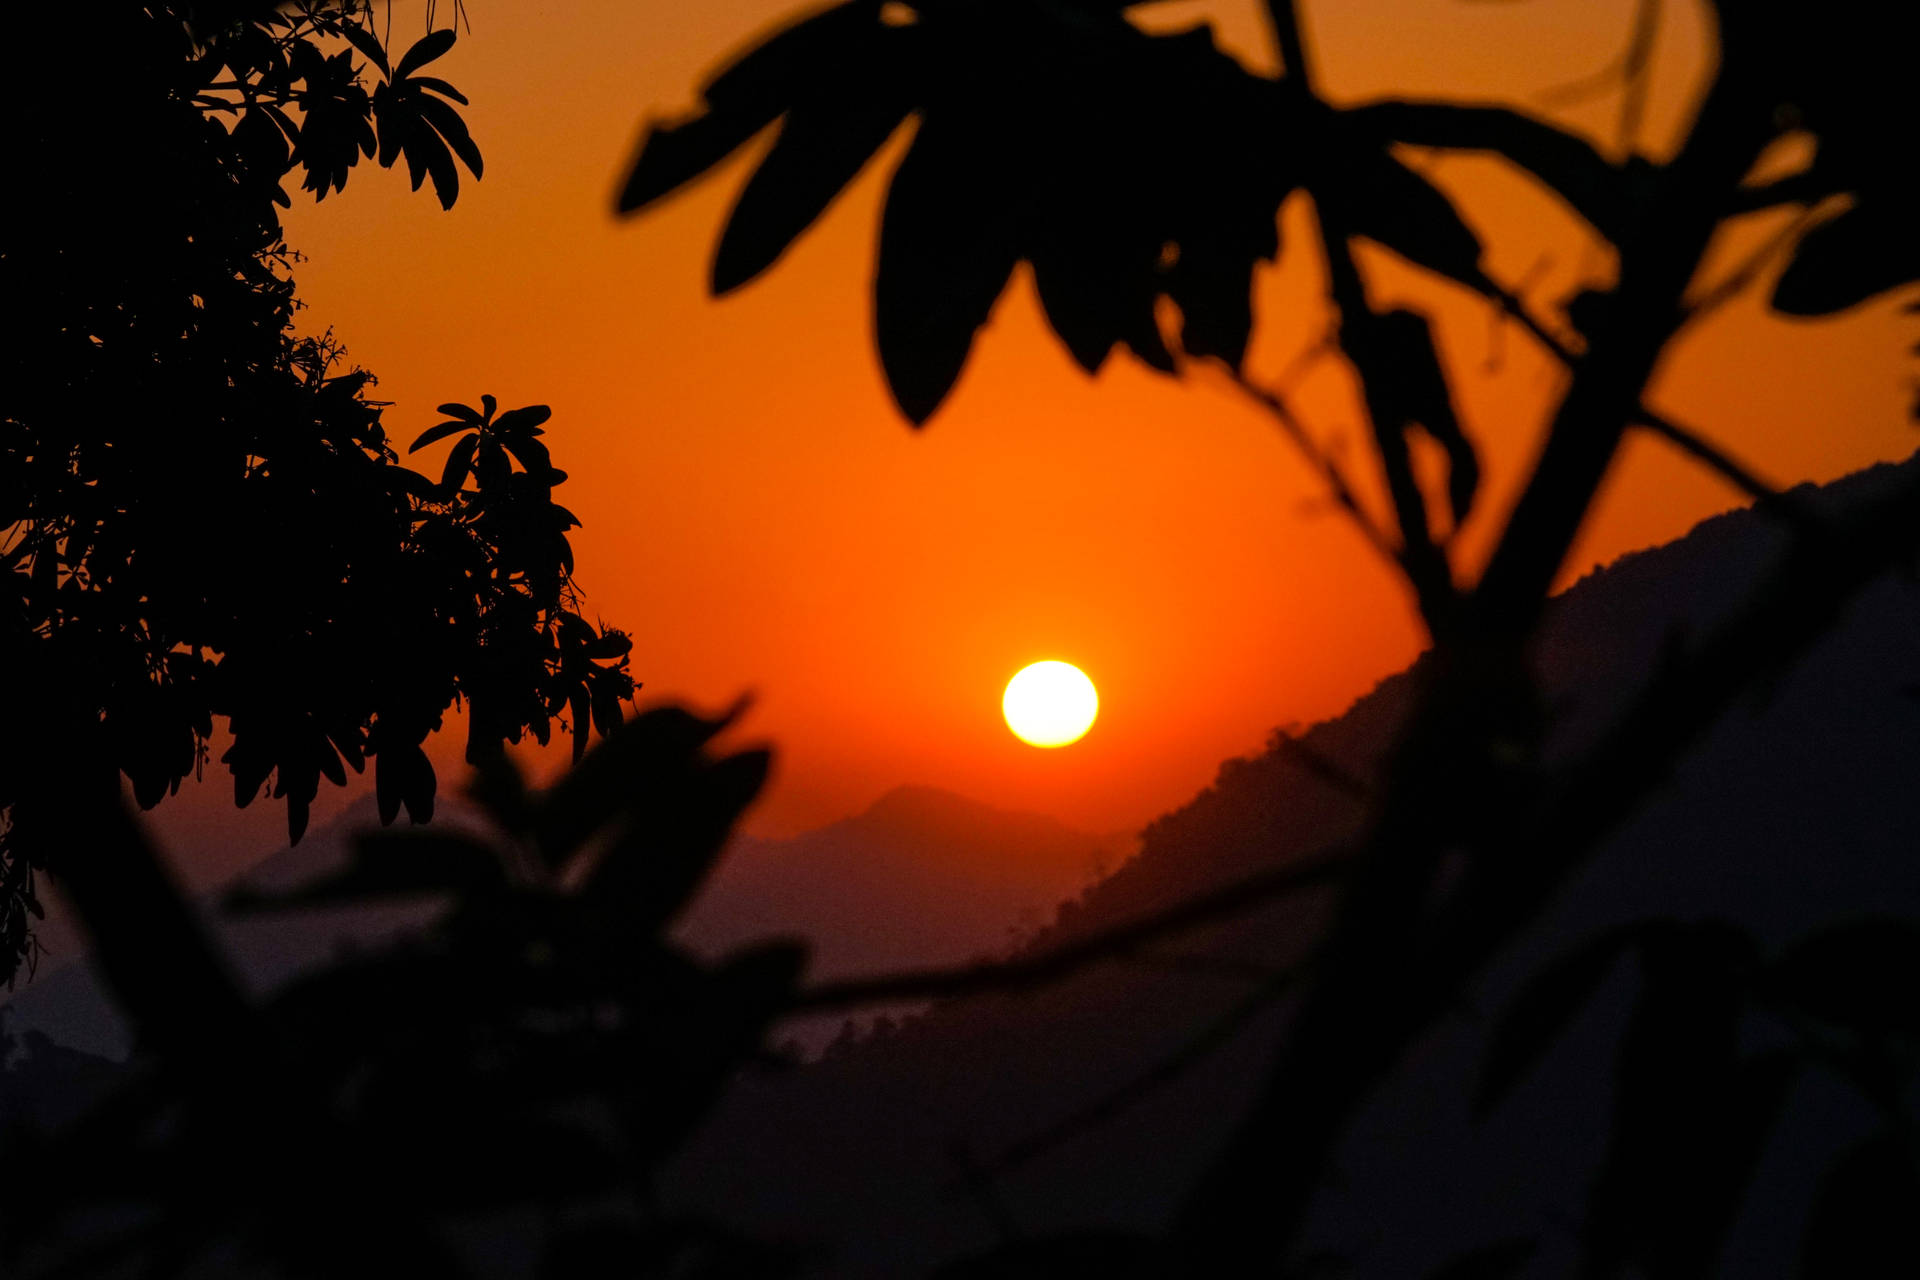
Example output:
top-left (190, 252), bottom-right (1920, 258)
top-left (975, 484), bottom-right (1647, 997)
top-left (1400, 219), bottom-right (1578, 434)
top-left (852, 784), bottom-right (1094, 842)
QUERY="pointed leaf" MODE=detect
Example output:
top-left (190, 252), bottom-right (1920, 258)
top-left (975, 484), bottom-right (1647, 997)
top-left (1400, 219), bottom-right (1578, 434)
top-left (441, 433), bottom-right (479, 491)
top-left (619, 0), bottom-right (880, 214)
top-left (409, 420), bottom-right (473, 453)
top-left (1475, 924), bottom-right (1636, 1115)
top-left (409, 75), bottom-right (468, 105)
top-left (415, 92), bottom-right (483, 180)
top-left (339, 21), bottom-right (391, 77)
top-left (874, 122), bottom-right (1021, 424)
top-left (1333, 151), bottom-right (1490, 294)
top-left (1772, 202), bottom-right (1920, 317)
top-left (619, 108), bottom-right (778, 215)
top-left (491, 405), bottom-right (553, 435)
top-left (713, 90), bottom-right (911, 294)
top-left (393, 28), bottom-right (456, 81)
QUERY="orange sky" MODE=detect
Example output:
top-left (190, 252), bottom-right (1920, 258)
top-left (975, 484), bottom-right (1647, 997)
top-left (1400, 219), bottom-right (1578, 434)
top-left (144, 0), bottom-right (1920, 879)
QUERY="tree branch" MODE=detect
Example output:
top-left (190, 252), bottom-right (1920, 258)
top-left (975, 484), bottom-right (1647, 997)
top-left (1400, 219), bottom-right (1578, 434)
top-left (787, 845), bottom-right (1350, 1014)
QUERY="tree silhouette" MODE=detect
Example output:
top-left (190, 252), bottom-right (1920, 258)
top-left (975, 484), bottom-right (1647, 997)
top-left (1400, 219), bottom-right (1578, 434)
top-left (7, 2), bottom-right (1919, 1276)
top-left (1, 2), bottom-right (633, 984)
top-left (617, 0), bottom-right (1920, 1274)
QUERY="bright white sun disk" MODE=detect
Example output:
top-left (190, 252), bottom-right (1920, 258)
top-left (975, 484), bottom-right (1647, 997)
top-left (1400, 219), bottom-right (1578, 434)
top-left (1003, 661), bottom-right (1099, 748)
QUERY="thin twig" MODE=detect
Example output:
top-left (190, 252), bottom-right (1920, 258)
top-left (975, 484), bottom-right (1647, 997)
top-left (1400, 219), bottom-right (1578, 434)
top-left (1212, 365), bottom-right (1402, 564)
top-left (1615, 0), bottom-right (1662, 151)
top-left (1633, 409), bottom-right (1787, 508)
top-left (1271, 729), bottom-right (1373, 801)
top-left (1477, 276), bottom-right (1803, 521)
top-left (788, 846), bottom-right (1350, 1014)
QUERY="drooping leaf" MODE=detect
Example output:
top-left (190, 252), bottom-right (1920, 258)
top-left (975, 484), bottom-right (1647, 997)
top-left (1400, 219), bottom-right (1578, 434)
top-left (1585, 922), bottom-right (1758, 1277)
top-left (584, 747), bottom-right (773, 931)
top-left (441, 432), bottom-right (479, 491)
top-left (408, 75), bottom-right (468, 106)
top-left (1166, 243), bottom-right (1257, 367)
top-left (620, 109), bottom-right (777, 215)
top-left (534, 704), bottom-right (739, 869)
top-left (392, 28), bottom-right (456, 81)
top-left (874, 119), bottom-right (1021, 424)
top-left (712, 88), bottom-right (912, 295)
top-left (338, 20), bottom-right (390, 77)
top-left (1332, 150), bottom-right (1490, 295)
top-left (1772, 202), bottom-right (1920, 317)
top-left (491, 404), bottom-right (553, 435)
top-left (414, 92), bottom-right (484, 182)
top-left (409, 419), bottom-right (472, 453)
top-left (1475, 923), bottom-right (1637, 1116)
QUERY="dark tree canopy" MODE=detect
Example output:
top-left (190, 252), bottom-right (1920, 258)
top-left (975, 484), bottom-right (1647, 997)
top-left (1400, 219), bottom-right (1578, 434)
top-left (0, 1), bottom-right (634, 983)
top-left (619, 0), bottom-right (1918, 424)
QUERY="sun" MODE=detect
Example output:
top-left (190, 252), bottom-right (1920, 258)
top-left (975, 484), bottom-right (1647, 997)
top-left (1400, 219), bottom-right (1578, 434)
top-left (1003, 661), bottom-right (1099, 748)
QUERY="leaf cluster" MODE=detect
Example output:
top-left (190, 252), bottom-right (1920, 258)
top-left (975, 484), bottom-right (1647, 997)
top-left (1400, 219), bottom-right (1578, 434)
top-left (196, 2), bottom-right (482, 209)
top-left (0, 2), bottom-right (625, 986)
top-left (617, 0), bottom-right (1920, 427)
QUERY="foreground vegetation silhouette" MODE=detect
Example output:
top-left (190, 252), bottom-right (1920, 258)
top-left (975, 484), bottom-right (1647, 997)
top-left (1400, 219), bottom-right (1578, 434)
top-left (5, 0), bottom-right (1920, 1276)
top-left (624, 0), bottom-right (1919, 1273)
top-left (1, 0), bottom-right (632, 988)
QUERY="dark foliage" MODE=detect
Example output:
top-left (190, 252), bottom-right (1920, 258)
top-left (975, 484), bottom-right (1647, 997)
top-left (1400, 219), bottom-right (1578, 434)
top-left (2, 708), bottom-right (808, 1278)
top-left (5, 1), bottom-right (1918, 1277)
top-left (618, 0), bottom-right (1502, 425)
top-left (0, 2), bottom-right (632, 983)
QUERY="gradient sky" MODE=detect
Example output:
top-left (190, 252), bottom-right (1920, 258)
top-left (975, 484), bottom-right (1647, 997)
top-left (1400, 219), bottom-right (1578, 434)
top-left (141, 0), bottom-right (1920, 884)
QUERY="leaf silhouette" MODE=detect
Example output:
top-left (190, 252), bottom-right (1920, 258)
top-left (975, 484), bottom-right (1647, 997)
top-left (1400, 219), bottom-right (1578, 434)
top-left (874, 117), bottom-right (1022, 424)
top-left (1585, 921), bottom-right (1759, 1277)
top-left (1772, 202), bottom-right (1920, 317)
top-left (713, 87), bottom-right (913, 294)
top-left (1475, 923), bottom-right (1636, 1116)
top-left (1331, 149), bottom-right (1490, 295)
top-left (392, 28), bottom-right (456, 81)
top-left (619, 0), bottom-right (883, 214)
top-left (409, 418), bottom-right (472, 452)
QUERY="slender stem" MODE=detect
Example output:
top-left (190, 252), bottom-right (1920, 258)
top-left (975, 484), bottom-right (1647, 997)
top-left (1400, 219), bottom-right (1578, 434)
top-left (789, 846), bottom-right (1350, 1013)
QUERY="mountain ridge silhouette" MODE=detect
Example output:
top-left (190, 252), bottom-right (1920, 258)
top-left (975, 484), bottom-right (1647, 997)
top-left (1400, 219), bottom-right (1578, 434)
top-left (659, 450), bottom-right (1920, 1279)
